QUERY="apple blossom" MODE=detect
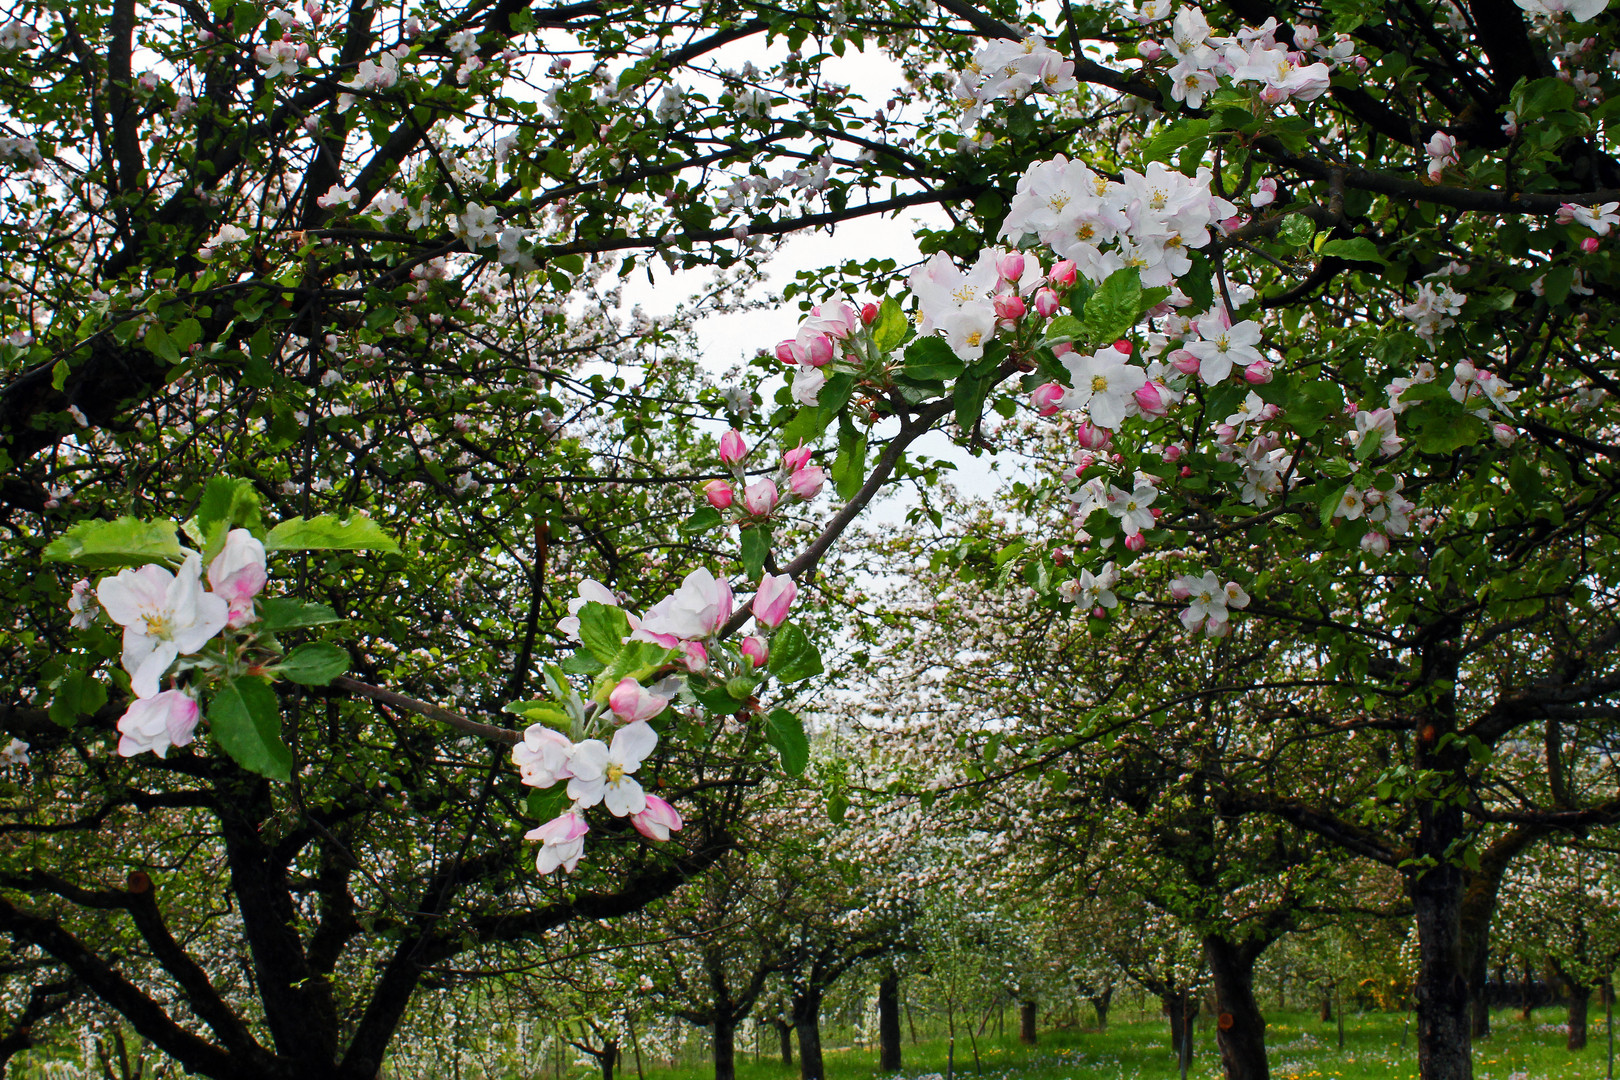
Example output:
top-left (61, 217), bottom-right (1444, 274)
top-left (742, 478), bottom-right (780, 516)
top-left (792, 366), bottom-right (825, 406)
top-left (631, 795), bottom-right (684, 841)
top-left (719, 429), bottom-right (748, 465)
top-left (556, 578), bottom-right (620, 641)
top-left (609, 677), bottom-right (672, 723)
top-left (117, 689), bottom-right (201, 758)
top-left (1031, 383), bottom-right (1065, 416)
top-left (752, 573), bottom-right (797, 628)
top-left (0, 738), bottom-right (27, 767)
top-left (567, 721), bottom-right (657, 816)
top-left (1361, 531), bottom-right (1391, 556)
top-left (97, 556), bottom-right (230, 699)
top-left (740, 635), bottom-right (769, 667)
top-left (68, 578), bottom-right (96, 629)
top-left (512, 725), bottom-right (574, 788)
top-left (1061, 349), bottom-right (1148, 429)
top-left (208, 528), bottom-right (268, 627)
top-left (786, 465), bottom-right (826, 501)
top-left (638, 567), bottom-right (733, 642)
top-left (527, 811), bottom-right (590, 875)
top-left (703, 479), bottom-right (735, 509)
top-left (782, 445), bottom-right (813, 472)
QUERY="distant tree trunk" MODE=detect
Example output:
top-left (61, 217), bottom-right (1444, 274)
top-left (1568, 984), bottom-right (1591, 1051)
top-left (1206, 935), bottom-right (1270, 1080)
top-left (713, 1017), bottom-right (737, 1080)
top-left (879, 971), bottom-right (903, 1071)
top-left (1319, 989), bottom-right (1332, 1023)
top-left (766, 1019), bottom-right (793, 1067)
top-left (1163, 993), bottom-right (1199, 1061)
top-left (794, 990), bottom-right (825, 1080)
top-left (1092, 985), bottom-right (1114, 1032)
top-left (1019, 1000), bottom-right (1037, 1045)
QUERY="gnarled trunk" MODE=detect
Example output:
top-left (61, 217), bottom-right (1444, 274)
top-left (1567, 984), bottom-right (1590, 1051)
top-left (878, 971), bottom-right (902, 1071)
top-left (1018, 1000), bottom-right (1037, 1045)
top-left (793, 989), bottom-right (824, 1080)
top-left (1206, 935), bottom-right (1270, 1080)
top-left (1092, 984), bottom-right (1114, 1032)
top-left (713, 1017), bottom-right (736, 1080)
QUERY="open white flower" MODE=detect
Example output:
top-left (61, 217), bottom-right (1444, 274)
top-left (566, 721), bottom-right (657, 816)
top-left (97, 556), bottom-right (229, 698)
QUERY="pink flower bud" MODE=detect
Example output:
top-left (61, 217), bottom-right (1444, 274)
top-left (1051, 342), bottom-right (1074, 357)
top-left (1360, 531), bottom-right (1390, 556)
top-left (1215, 423), bottom-right (1237, 443)
top-left (752, 573), bottom-right (797, 628)
top-left (1162, 444), bottom-right (1184, 463)
top-left (1092, 606), bottom-right (1107, 619)
top-left (1112, 339), bottom-right (1133, 355)
top-left (1171, 349), bottom-right (1201, 375)
top-left (1138, 39), bottom-right (1164, 60)
top-left (1170, 579), bottom-right (1193, 600)
top-left (720, 429), bottom-right (749, 466)
top-left (861, 302), bottom-right (879, 325)
top-left (1492, 423), bottom-right (1517, 447)
top-left (609, 677), bottom-right (671, 723)
top-left (1124, 532), bottom-right (1147, 552)
top-left (786, 465), bottom-right (826, 500)
top-left (702, 479), bottom-right (734, 509)
top-left (740, 635), bottom-right (769, 668)
top-left (1033, 288), bottom-right (1061, 317)
top-left (1582, 236), bottom-right (1601, 253)
top-left (805, 334), bottom-right (835, 367)
top-left (782, 445), bottom-right (813, 472)
top-left (1075, 422), bottom-right (1113, 450)
top-left (1243, 359), bottom-right (1274, 384)
top-left (993, 293), bottom-right (1026, 322)
top-left (1049, 260), bottom-right (1078, 287)
top-left (682, 641), bottom-right (709, 672)
top-left (996, 252), bottom-right (1026, 284)
top-left (1133, 381), bottom-right (1168, 417)
top-left (742, 478), bottom-right (779, 516)
top-left (1075, 452), bottom-right (1095, 473)
top-left (775, 339), bottom-right (804, 365)
top-left (1031, 382), bottom-right (1065, 416)
top-left (1180, 465), bottom-right (1192, 477)
top-left (631, 795), bottom-right (683, 841)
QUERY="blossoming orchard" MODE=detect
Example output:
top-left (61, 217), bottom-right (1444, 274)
top-left (1, 0), bottom-right (1619, 1076)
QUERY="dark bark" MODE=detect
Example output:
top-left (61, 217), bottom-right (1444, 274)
top-left (878, 971), bottom-right (902, 1071)
top-left (1092, 984), bottom-right (1114, 1032)
top-left (1019, 1000), bottom-right (1037, 1045)
top-left (1319, 991), bottom-right (1332, 1023)
top-left (793, 989), bottom-right (824, 1080)
top-left (776, 1020), bottom-right (794, 1067)
top-left (1163, 993), bottom-right (1199, 1064)
top-left (1461, 826), bottom-right (1546, 1041)
top-left (713, 1017), bottom-right (736, 1080)
top-left (1206, 935), bottom-right (1270, 1080)
top-left (1568, 986), bottom-right (1590, 1051)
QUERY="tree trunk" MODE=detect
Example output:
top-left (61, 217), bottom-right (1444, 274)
top-left (1410, 659), bottom-right (1474, 1080)
top-left (713, 1017), bottom-right (737, 1080)
top-left (602, 1040), bottom-right (619, 1080)
top-left (1164, 993), bottom-right (1198, 1061)
top-left (1092, 985), bottom-right (1113, 1032)
top-left (1568, 984), bottom-right (1591, 1051)
top-left (774, 1021), bottom-right (793, 1067)
top-left (878, 971), bottom-right (903, 1071)
top-left (794, 991), bottom-right (824, 1080)
top-left (1319, 989), bottom-right (1332, 1023)
top-left (1206, 935), bottom-right (1270, 1080)
top-left (1018, 1000), bottom-right (1037, 1045)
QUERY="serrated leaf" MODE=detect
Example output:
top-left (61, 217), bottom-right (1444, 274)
top-left (263, 515), bottom-right (398, 553)
top-left (1081, 267), bottom-right (1143, 348)
top-left (1042, 314), bottom-right (1084, 347)
top-left (902, 336), bottom-right (964, 382)
top-left (833, 418), bottom-right (868, 502)
top-left (589, 640), bottom-right (677, 702)
top-left (1277, 214), bottom-right (1316, 247)
top-left (276, 643), bottom-right (349, 686)
top-left (503, 700), bottom-right (571, 728)
top-left (256, 598), bottom-right (342, 632)
top-left (210, 676), bottom-right (293, 781)
top-left (871, 297), bottom-right (907, 353)
top-left (43, 518), bottom-right (185, 568)
top-left (1140, 119), bottom-right (1210, 164)
top-left (740, 525), bottom-right (771, 581)
top-left (526, 785), bottom-right (571, 822)
top-left (827, 788), bottom-right (849, 824)
top-left (1318, 237), bottom-right (1388, 266)
top-left (764, 707), bottom-right (810, 776)
top-left (766, 621), bottom-right (823, 684)
top-left (953, 370), bottom-right (994, 433)
top-left (695, 682), bottom-right (749, 714)
top-left (577, 601), bottom-right (632, 665)
top-left (680, 506), bottom-right (724, 535)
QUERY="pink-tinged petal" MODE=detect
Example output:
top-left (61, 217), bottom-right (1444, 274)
top-left (173, 592), bottom-right (230, 655)
top-left (207, 530), bottom-right (268, 601)
top-left (751, 574), bottom-right (797, 629)
top-left (96, 564), bottom-right (172, 626)
top-left (610, 721), bottom-right (658, 771)
top-left (632, 795), bottom-right (683, 841)
top-left (128, 641), bottom-right (181, 700)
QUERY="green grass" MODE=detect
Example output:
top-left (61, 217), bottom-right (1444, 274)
top-left (621, 1009), bottom-right (1620, 1080)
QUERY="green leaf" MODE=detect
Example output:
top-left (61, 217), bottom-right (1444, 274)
top-left (49, 670), bottom-right (107, 727)
top-left (589, 640), bottom-right (677, 702)
top-left (871, 296), bottom-right (907, 353)
top-left (210, 676), bottom-right (293, 781)
top-left (1318, 237), bottom-right (1388, 266)
top-left (263, 515), bottom-right (399, 553)
top-left (1081, 267), bottom-right (1143, 348)
top-left (902, 336), bottom-right (964, 382)
top-left (195, 477), bottom-right (262, 538)
top-left (764, 707), bottom-right (810, 776)
top-left (276, 643), bottom-right (349, 686)
top-left (144, 324), bottom-right (181, 365)
top-left (526, 785), bottom-right (571, 822)
top-left (740, 525), bottom-right (771, 581)
top-left (1042, 314), bottom-right (1084, 347)
top-left (1140, 119), bottom-right (1210, 164)
top-left (256, 598), bottom-right (342, 632)
top-left (832, 418), bottom-right (868, 502)
top-left (1277, 214), bottom-right (1316, 247)
top-left (43, 517), bottom-right (185, 568)
top-left (766, 620), bottom-right (823, 684)
top-left (1319, 484), bottom-right (1348, 527)
top-left (953, 370), bottom-right (994, 433)
top-left (695, 682), bottom-right (749, 714)
top-left (827, 788), bottom-right (850, 824)
top-left (503, 700), bottom-right (571, 728)
top-left (680, 506), bottom-right (724, 535)
top-left (577, 601), bottom-right (632, 665)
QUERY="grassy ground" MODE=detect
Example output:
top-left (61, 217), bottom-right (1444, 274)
top-left (626, 1009), bottom-right (1620, 1080)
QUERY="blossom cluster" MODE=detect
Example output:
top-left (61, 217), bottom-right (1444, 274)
top-left (702, 431), bottom-right (826, 515)
top-left (87, 531), bottom-right (269, 757)
top-left (776, 296), bottom-right (873, 406)
top-left (955, 36), bottom-right (1077, 128)
top-left (1135, 8), bottom-right (1351, 110)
